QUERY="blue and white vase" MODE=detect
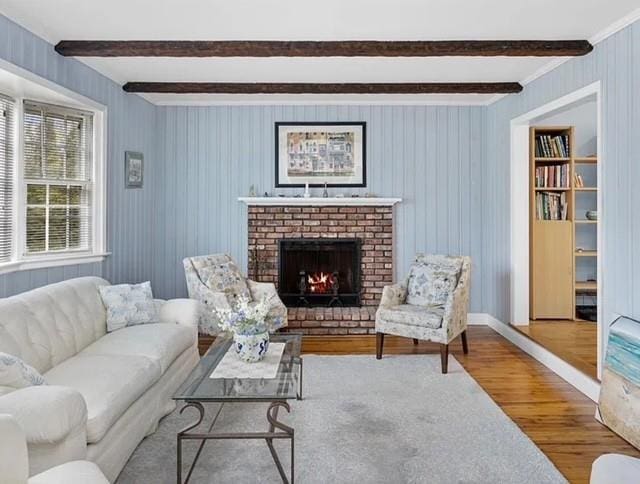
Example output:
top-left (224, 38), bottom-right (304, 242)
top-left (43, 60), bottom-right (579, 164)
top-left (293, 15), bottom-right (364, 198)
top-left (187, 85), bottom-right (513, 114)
top-left (233, 331), bottom-right (270, 363)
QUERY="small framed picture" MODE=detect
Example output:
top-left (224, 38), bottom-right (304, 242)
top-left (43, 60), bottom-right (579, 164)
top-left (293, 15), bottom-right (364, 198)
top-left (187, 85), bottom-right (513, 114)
top-left (275, 122), bottom-right (366, 187)
top-left (125, 151), bottom-right (143, 189)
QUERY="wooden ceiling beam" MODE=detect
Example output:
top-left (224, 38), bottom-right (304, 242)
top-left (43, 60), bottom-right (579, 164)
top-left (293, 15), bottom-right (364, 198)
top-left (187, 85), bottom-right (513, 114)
top-left (122, 82), bottom-right (523, 94)
top-left (56, 40), bottom-right (593, 57)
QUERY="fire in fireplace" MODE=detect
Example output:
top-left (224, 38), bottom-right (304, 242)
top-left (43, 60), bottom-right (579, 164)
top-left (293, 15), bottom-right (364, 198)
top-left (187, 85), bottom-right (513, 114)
top-left (306, 271), bottom-right (335, 294)
top-left (279, 239), bottom-right (361, 307)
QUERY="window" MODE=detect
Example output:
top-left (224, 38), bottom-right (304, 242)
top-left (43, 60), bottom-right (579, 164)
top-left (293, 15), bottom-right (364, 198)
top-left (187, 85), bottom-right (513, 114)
top-left (0, 95), bottom-right (15, 263)
top-left (22, 101), bottom-right (93, 256)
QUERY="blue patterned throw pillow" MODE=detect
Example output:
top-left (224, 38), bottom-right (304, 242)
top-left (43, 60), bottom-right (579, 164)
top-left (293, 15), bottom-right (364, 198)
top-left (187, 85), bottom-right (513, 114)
top-left (0, 352), bottom-right (46, 389)
top-left (99, 281), bottom-right (159, 332)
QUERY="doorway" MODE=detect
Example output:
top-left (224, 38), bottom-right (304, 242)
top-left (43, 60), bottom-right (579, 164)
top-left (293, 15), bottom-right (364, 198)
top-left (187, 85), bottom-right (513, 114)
top-left (510, 82), bottom-right (602, 380)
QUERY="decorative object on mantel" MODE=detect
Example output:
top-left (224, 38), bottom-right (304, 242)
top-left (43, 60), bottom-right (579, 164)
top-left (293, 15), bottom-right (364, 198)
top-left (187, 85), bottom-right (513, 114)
top-left (238, 197), bottom-right (401, 206)
top-left (248, 184), bottom-right (256, 197)
top-left (303, 182), bottom-right (310, 198)
top-left (124, 151), bottom-right (143, 188)
top-left (213, 295), bottom-right (275, 363)
top-left (323, 182), bottom-right (329, 198)
top-left (263, 191), bottom-right (270, 197)
top-left (598, 315), bottom-right (640, 449)
top-left (586, 210), bottom-right (598, 221)
top-left (275, 121), bottom-right (366, 187)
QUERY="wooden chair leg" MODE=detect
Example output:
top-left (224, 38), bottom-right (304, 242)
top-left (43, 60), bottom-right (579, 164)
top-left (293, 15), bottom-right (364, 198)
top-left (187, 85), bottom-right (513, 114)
top-left (440, 344), bottom-right (449, 374)
top-left (461, 330), bottom-right (469, 355)
top-left (412, 338), bottom-right (419, 345)
top-left (376, 332), bottom-right (385, 360)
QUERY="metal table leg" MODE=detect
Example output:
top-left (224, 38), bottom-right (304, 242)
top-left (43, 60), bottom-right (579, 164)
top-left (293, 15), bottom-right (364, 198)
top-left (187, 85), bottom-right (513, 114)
top-left (177, 400), bottom-right (295, 484)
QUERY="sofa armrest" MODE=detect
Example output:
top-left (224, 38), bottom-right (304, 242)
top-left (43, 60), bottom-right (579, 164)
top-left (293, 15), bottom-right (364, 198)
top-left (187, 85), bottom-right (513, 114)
top-left (156, 298), bottom-right (200, 330)
top-left (0, 414), bottom-right (29, 484)
top-left (442, 258), bottom-right (471, 341)
top-left (379, 283), bottom-right (407, 308)
top-left (0, 386), bottom-right (87, 445)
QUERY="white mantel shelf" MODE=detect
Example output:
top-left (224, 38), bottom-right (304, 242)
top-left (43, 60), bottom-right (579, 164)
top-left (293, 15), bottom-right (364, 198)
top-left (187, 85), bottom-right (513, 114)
top-left (238, 197), bottom-right (402, 206)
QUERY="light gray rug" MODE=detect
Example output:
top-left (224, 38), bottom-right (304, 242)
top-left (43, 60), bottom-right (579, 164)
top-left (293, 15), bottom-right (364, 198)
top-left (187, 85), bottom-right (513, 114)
top-left (117, 355), bottom-right (566, 483)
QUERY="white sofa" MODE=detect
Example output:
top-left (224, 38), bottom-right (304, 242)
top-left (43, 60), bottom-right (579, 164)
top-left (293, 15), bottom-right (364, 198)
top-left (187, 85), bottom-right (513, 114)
top-left (1, 413), bottom-right (109, 484)
top-left (0, 277), bottom-right (200, 482)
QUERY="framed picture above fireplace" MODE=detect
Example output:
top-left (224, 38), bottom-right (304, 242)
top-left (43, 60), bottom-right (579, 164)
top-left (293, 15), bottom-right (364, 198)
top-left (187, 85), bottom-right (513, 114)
top-left (275, 122), bottom-right (366, 187)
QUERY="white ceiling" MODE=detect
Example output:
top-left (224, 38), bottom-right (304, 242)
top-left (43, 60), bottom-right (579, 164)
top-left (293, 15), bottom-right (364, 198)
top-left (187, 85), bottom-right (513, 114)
top-left (0, 0), bottom-right (639, 105)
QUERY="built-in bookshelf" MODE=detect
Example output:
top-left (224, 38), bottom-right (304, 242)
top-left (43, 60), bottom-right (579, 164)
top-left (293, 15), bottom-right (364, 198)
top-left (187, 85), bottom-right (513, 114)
top-left (529, 126), bottom-right (598, 321)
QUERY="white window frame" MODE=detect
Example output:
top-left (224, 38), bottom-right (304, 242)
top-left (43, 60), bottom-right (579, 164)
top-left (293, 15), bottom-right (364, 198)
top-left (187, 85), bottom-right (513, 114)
top-left (0, 59), bottom-right (108, 275)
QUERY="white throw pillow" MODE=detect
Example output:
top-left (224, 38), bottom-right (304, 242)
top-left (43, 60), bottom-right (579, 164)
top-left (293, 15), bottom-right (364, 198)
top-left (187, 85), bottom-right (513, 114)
top-left (0, 352), bottom-right (46, 389)
top-left (99, 281), bottom-right (159, 332)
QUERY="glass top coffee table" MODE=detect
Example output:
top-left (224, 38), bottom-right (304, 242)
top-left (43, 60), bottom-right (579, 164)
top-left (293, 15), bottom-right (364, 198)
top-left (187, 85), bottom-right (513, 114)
top-left (173, 333), bottom-right (302, 484)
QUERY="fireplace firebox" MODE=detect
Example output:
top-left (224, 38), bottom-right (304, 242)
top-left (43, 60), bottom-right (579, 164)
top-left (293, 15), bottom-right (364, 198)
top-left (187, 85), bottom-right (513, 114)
top-left (278, 239), bottom-right (361, 307)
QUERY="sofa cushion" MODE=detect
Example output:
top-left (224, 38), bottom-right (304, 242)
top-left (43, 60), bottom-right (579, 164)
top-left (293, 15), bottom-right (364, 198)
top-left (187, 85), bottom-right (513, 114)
top-left (99, 282), bottom-right (159, 333)
top-left (377, 304), bottom-right (444, 329)
top-left (0, 277), bottom-right (109, 374)
top-left (81, 323), bottom-right (195, 373)
top-left (406, 255), bottom-right (462, 307)
top-left (44, 354), bottom-right (160, 444)
top-left (0, 352), bottom-right (46, 388)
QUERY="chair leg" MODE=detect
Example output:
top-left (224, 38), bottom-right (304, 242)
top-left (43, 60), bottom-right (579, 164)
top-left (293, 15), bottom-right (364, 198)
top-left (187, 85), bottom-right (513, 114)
top-left (461, 330), bottom-right (469, 355)
top-left (412, 338), bottom-right (419, 345)
top-left (440, 344), bottom-right (449, 374)
top-left (376, 332), bottom-right (385, 360)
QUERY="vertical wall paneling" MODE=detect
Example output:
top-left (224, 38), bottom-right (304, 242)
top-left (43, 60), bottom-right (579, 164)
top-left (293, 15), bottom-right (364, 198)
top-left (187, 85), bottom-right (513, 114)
top-left (0, 14), bottom-right (156, 297)
top-left (154, 105), bottom-right (486, 313)
top-left (485, 20), bottom-right (640, 351)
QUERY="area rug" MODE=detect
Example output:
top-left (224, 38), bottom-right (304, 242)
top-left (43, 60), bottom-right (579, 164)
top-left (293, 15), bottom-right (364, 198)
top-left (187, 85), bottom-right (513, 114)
top-left (117, 355), bottom-right (566, 483)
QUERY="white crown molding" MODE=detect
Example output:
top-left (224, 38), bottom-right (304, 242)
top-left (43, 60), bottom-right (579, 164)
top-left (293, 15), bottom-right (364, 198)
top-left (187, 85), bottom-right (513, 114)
top-left (489, 7), bottom-right (640, 105)
top-left (589, 6), bottom-right (640, 44)
top-left (519, 57), bottom-right (572, 87)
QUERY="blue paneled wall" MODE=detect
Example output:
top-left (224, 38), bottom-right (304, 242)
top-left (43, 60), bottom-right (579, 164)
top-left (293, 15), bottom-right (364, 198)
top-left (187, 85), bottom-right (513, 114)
top-left (485, 20), bottom-right (640, 329)
top-left (2, 10), bottom-right (639, 330)
top-left (152, 105), bottom-right (486, 312)
top-left (0, 15), bottom-right (158, 297)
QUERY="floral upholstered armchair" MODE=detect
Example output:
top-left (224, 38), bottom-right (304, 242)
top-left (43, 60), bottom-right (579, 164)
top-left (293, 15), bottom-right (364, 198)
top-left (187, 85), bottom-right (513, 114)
top-left (375, 254), bottom-right (471, 374)
top-left (183, 254), bottom-right (287, 335)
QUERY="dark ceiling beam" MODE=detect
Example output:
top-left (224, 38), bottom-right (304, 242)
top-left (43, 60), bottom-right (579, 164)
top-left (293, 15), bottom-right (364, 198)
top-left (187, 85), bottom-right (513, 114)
top-left (56, 40), bottom-right (593, 57)
top-left (122, 82), bottom-right (523, 94)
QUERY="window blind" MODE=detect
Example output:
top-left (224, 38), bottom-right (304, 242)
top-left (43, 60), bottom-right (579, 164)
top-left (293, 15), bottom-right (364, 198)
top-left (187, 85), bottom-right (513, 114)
top-left (0, 95), bottom-right (15, 262)
top-left (23, 101), bottom-right (93, 255)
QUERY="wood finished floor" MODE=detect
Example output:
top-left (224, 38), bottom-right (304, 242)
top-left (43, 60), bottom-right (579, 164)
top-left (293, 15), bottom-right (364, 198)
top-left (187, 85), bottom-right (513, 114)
top-left (516, 320), bottom-right (598, 379)
top-left (200, 326), bottom-right (639, 483)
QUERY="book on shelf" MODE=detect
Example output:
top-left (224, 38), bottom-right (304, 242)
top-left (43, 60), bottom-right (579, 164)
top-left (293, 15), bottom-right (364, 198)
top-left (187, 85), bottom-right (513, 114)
top-left (534, 134), bottom-right (570, 158)
top-left (535, 191), bottom-right (568, 220)
top-left (573, 173), bottom-right (584, 188)
top-left (535, 164), bottom-right (569, 188)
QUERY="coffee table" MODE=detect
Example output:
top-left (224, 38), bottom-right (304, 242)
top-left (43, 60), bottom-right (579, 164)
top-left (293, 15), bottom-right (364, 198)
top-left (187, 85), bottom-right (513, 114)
top-left (173, 333), bottom-right (302, 484)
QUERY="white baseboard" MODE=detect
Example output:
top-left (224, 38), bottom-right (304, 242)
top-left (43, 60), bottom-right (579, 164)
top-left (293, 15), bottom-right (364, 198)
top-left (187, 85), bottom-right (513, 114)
top-left (467, 313), bottom-right (491, 325)
top-left (480, 314), bottom-right (600, 402)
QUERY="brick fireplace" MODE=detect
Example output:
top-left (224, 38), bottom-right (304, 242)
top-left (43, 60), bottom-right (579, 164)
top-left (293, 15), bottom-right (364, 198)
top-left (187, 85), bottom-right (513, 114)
top-left (241, 197), bottom-right (401, 335)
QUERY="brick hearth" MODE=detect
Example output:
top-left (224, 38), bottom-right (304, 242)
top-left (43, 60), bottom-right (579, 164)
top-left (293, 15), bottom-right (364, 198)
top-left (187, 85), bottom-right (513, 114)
top-left (247, 205), bottom-right (394, 335)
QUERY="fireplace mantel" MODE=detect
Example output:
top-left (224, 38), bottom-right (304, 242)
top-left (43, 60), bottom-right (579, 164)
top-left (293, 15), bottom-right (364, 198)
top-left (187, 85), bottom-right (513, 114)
top-left (238, 197), bottom-right (401, 206)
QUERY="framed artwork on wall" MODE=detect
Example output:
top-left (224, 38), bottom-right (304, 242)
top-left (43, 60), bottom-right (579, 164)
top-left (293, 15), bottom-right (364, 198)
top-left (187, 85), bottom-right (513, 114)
top-left (124, 151), bottom-right (144, 188)
top-left (275, 122), bottom-right (366, 187)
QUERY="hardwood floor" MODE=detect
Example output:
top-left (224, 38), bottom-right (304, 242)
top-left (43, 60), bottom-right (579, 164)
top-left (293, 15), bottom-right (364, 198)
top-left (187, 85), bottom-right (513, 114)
top-left (515, 320), bottom-right (598, 379)
top-left (200, 326), bottom-right (639, 483)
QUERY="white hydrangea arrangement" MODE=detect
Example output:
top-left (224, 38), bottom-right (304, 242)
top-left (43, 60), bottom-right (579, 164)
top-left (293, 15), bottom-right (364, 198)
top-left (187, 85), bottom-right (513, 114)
top-left (213, 295), bottom-right (274, 335)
